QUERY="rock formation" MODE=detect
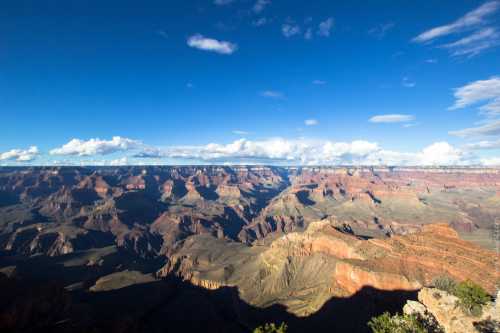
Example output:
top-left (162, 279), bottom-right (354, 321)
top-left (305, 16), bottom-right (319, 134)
top-left (404, 287), bottom-right (500, 333)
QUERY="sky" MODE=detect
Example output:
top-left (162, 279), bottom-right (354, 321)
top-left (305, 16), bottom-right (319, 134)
top-left (1, 0), bottom-right (500, 166)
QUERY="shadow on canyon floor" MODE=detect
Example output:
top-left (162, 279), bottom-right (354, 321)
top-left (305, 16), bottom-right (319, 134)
top-left (0, 272), bottom-right (417, 333)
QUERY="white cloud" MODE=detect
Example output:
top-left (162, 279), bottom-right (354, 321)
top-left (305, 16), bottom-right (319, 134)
top-left (260, 90), bottom-right (285, 99)
top-left (441, 27), bottom-right (500, 57)
top-left (480, 98), bottom-right (500, 117)
top-left (253, 0), bottom-right (270, 13)
top-left (317, 17), bottom-right (334, 37)
top-left (187, 34), bottom-right (237, 54)
top-left (304, 119), bottom-right (318, 126)
top-left (425, 59), bottom-right (438, 63)
top-left (465, 139), bottom-right (500, 149)
top-left (312, 80), bottom-right (327, 85)
top-left (0, 146), bottom-right (39, 162)
top-left (449, 120), bottom-right (500, 137)
top-left (369, 114), bottom-right (416, 123)
top-left (50, 136), bottom-right (143, 156)
top-left (109, 157), bottom-right (129, 166)
top-left (133, 147), bottom-right (164, 158)
top-left (480, 157), bottom-right (500, 165)
top-left (412, 1), bottom-right (499, 43)
top-left (282, 24), bottom-right (301, 38)
top-left (232, 130), bottom-right (250, 135)
top-left (449, 76), bottom-right (500, 116)
top-left (449, 77), bottom-right (500, 137)
top-left (141, 138), bottom-right (476, 166)
top-left (402, 122), bottom-right (420, 128)
top-left (442, 27), bottom-right (497, 48)
top-left (419, 142), bottom-right (467, 165)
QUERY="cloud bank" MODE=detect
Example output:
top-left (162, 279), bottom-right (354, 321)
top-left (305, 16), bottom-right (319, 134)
top-left (132, 138), bottom-right (477, 166)
top-left (50, 136), bottom-right (143, 156)
top-left (0, 146), bottom-right (39, 162)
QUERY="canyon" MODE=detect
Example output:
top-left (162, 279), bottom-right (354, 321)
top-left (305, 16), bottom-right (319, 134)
top-left (0, 166), bottom-right (499, 332)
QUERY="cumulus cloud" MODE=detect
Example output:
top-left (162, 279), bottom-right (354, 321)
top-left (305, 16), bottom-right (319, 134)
top-left (260, 90), bottom-right (285, 99)
top-left (50, 136), bottom-right (143, 156)
top-left (253, 0), bottom-right (270, 13)
top-left (317, 17), bottom-right (334, 37)
top-left (133, 147), bottom-right (164, 158)
top-left (304, 119), bottom-right (318, 126)
top-left (133, 138), bottom-right (476, 166)
top-left (187, 34), bottom-right (237, 54)
top-left (418, 142), bottom-right (467, 165)
top-left (282, 24), bottom-right (301, 38)
top-left (369, 114), bottom-right (416, 123)
top-left (0, 146), bottom-right (39, 162)
top-left (412, 1), bottom-right (499, 43)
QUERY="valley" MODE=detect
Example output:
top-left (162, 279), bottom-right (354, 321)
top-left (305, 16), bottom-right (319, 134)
top-left (0, 166), bottom-right (499, 332)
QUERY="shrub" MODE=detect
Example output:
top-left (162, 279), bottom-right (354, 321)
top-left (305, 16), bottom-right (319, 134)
top-left (453, 280), bottom-right (491, 317)
top-left (367, 312), bottom-right (428, 333)
top-left (253, 322), bottom-right (288, 333)
top-left (432, 275), bottom-right (457, 294)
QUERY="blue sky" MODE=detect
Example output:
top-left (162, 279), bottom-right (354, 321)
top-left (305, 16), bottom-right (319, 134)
top-left (1, 0), bottom-right (500, 165)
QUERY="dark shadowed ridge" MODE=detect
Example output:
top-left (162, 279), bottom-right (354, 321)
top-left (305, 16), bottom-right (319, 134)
top-left (0, 271), bottom-right (417, 333)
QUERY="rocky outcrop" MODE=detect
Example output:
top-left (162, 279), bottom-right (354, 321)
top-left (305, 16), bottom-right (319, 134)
top-left (159, 220), bottom-right (500, 317)
top-left (404, 288), bottom-right (500, 333)
top-left (215, 185), bottom-right (241, 199)
top-left (335, 261), bottom-right (421, 294)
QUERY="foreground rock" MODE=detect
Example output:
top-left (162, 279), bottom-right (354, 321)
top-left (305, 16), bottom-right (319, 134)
top-left (404, 288), bottom-right (500, 333)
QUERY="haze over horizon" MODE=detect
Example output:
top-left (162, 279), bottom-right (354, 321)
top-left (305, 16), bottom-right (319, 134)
top-left (2, 0), bottom-right (500, 166)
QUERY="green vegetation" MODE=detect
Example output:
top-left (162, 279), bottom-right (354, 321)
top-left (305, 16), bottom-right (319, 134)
top-left (432, 276), bottom-right (456, 294)
top-left (433, 276), bottom-right (491, 317)
top-left (367, 312), bottom-right (428, 333)
top-left (453, 280), bottom-right (491, 317)
top-left (253, 322), bottom-right (288, 333)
